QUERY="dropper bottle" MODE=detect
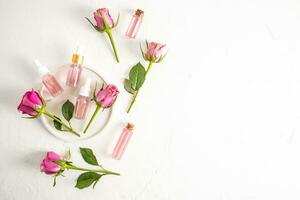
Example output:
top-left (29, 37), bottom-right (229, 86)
top-left (74, 78), bottom-right (91, 120)
top-left (66, 46), bottom-right (84, 87)
top-left (35, 60), bottom-right (64, 97)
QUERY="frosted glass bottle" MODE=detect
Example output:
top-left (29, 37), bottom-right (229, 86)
top-left (35, 60), bottom-right (63, 97)
top-left (126, 9), bottom-right (144, 38)
top-left (112, 123), bottom-right (135, 160)
top-left (74, 78), bottom-right (91, 120)
top-left (66, 46), bottom-right (84, 88)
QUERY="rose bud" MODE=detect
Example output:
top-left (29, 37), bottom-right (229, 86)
top-left (40, 151), bottom-right (62, 175)
top-left (17, 89), bottom-right (44, 117)
top-left (17, 89), bottom-right (81, 137)
top-left (96, 84), bottom-right (119, 108)
top-left (94, 8), bottom-right (115, 31)
top-left (84, 84), bottom-right (119, 133)
top-left (127, 41), bottom-right (167, 113)
top-left (142, 41), bottom-right (166, 63)
top-left (86, 8), bottom-right (120, 62)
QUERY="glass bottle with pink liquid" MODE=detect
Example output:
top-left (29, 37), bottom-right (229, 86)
top-left (66, 46), bottom-right (84, 88)
top-left (74, 78), bottom-right (91, 120)
top-left (35, 60), bottom-right (64, 97)
top-left (126, 9), bottom-right (144, 38)
top-left (112, 123), bottom-right (135, 160)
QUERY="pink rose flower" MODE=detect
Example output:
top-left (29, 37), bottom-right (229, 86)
top-left (86, 8), bottom-right (120, 62)
top-left (145, 42), bottom-right (166, 62)
top-left (94, 8), bottom-right (115, 31)
top-left (17, 89), bottom-right (43, 116)
top-left (96, 84), bottom-right (119, 108)
top-left (40, 151), bottom-right (62, 175)
top-left (84, 84), bottom-right (119, 133)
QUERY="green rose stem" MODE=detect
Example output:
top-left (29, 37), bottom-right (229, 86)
top-left (41, 110), bottom-right (80, 137)
top-left (105, 28), bottom-right (119, 63)
top-left (127, 61), bottom-right (154, 113)
top-left (83, 106), bottom-right (102, 134)
top-left (64, 165), bottom-right (120, 176)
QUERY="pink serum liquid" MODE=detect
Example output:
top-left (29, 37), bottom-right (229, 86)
top-left (66, 63), bottom-right (82, 87)
top-left (66, 47), bottom-right (84, 88)
top-left (126, 9), bottom-right (144, 38)
top-left (74, 78), bottom-right (91, 120)
top-left (42, 74), bottom-right (63, 97)
top-left (75, 95), bottom-right (89, 119)
top-left (113, 123), bottom-right (135, 160)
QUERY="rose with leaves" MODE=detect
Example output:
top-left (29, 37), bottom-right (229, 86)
top-left (17, 89), bottom-right (80, 137)
top-left (84, 84), bottom-right (119, 133)
top-left (40, 148), bottom-right (119, 189)
top-left (125, 41), bottom-right (167, 113)
top-left (86, 8), bottom-right (120, 63)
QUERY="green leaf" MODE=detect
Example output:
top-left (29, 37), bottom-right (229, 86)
top-left (75, 172), bottom-right (102, 189)
top-left (124, 79), bottom-right (135, 94)
top-left (80, 147), bottom-right (99, 166)
top-left (62, 100), bottom-right (74, 122)
top-left (53, 115), bottom-right (62, 130)
top-left (129, 62), bottom-right (146, 90)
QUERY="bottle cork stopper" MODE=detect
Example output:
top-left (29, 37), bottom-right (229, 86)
top-left (126, 123), bottom-right (135, 130)
top-left (135, 9), bottom-right (144, 17)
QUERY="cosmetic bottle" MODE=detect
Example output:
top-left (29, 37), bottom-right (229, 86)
top-left (35, 60), bottom-right (64, 97)
top-left (112, 123), bottom-right (135, 160)
top-left (66, 46), bottom-right (84, 87)
top-left (74, 78), bottom-right (91, 120)
top-left (126, 9), bottom-right (144, 38)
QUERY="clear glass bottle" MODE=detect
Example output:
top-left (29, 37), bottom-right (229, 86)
top-left (112, 123), bottom-right (135, 160)
top-left (35, 60), bottom-right (64, 97)
top-left (66, 46), bottom-right (84, 87)
top-left (126, 9), bottom-right (144, 38)
top-left (74, 78), bottom-right (91, 120)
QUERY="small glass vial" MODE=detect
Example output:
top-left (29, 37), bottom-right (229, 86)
top-left (74, 78), bottom-right (91, 119)
top-left (66, 46), bottom-right (84, 87)
top-left (126, 9), bottom-right (144, 38)
top-left (35, 60), bottom-right (64, 97)
top-left (112, 123), bottom-right (135, 160)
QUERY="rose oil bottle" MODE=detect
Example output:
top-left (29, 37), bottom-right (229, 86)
top-left (66, 46), bottom-right (84, 87)
top-left (35, 60), bottom-right (63, 97)
top-left (74, 78), bottom-right (91, 120)
top-left (126, 9), bottom-right (144, 38)
top-left (112, 123), bottom-right (135, 160)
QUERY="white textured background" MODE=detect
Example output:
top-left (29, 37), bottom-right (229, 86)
top-left (1, 0), bottom-right (300, 199)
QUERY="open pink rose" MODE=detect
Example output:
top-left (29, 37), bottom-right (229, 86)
top-left (40, 151), bottom-right (62, 175)
top-left (17, 89), bottom-right (43, 116)
top-left (145, 42), bottom-right (166, 62)
top-left (94, 8), bottom-right (115, 31)
top-left (96, 84), bottom-right (119, 108)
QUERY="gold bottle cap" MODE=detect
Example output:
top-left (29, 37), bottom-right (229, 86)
top-left (135, 9), bottom-right (144, 17)
top-left (72, 54), bottom-right (84, 65)
top-left (126, 123), bottom-right (135, 130)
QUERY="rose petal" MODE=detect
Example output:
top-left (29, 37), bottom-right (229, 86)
top-left (94, 12), bottom-right (104, 31)
top-left (46, 151), bottom-right (61, 161)
top-left (40, 159), bottom-right (61, 175)
top-left (96, 89), bottom-right (107, 102)
top-left (146, 42), bottom-right (157, 60)
top-left (101, 96), bottom-right (114, 108)
top-left (17, 104), bottom-right (37, 116)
